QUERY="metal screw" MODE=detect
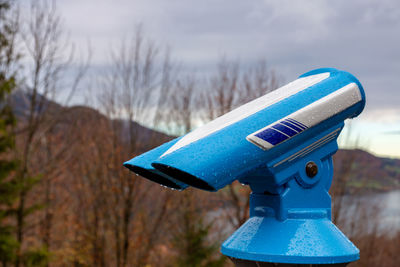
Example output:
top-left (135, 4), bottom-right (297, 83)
top-left (305, 162), bottom-right (318, 178)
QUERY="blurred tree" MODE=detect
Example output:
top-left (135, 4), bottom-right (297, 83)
top-left (0, 0), bottom-right (20, 265)
top-left (92, 26), bottom-right (174, 267)
top-left (21, 247), bottom-right (50, 267)
top-left (170, 191), bottom-right (225, 267)
top-left (12, 0), bottom-right (88, 265)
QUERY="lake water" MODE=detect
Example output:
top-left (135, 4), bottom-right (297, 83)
top-left (336, 190), bottom-right (400, 236)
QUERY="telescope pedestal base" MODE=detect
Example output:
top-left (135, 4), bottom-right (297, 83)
top-left (230, 258), bottom-right (348, 267)
top-left (221, 216), bottom-right (359, 265)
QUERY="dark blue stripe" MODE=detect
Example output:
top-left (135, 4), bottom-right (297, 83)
top-left (284, 119), bottom-right (306, 130)
top-left (287, 118), bottom-right (308, 129)
top-left (272, 123), bottom-right (298, 137)
top-left (280, 121), bottom-right (304, 132)
top-left (285, 118), bottom-right (307, 130)
top-left (255, 128), bottom-right (289, 145)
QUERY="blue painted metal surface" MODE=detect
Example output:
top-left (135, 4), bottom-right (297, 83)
top-left (123, 68), bottom-right (365, 264)
top-left (123, 138), bottom-right (189, 190)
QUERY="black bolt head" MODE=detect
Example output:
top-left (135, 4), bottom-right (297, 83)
top-left (306, 162), bottom-right (318, 178)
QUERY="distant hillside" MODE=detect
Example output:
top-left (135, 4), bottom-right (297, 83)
top-left (9, 90), bottom-right (173, 152)
top-left (63, 105), bottom-right (173, 151)
top-left (10, 90), bottom-right (62, 119)
top-left (10, 91), bottom-right (400, 193)
top-left (334, 149), bottom-right (400, 193)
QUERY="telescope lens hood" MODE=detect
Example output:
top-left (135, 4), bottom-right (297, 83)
top-left (123, 137), bottom-right (189, 190)
top-left (152, 163), bottom-right (215, 191)
top-left (123, 164), bottom-right (183, 190)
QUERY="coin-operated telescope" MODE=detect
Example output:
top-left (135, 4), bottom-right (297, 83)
top-left (124, 68), bottom-right (365, 266)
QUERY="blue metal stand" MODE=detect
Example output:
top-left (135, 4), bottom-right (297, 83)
top-left (229, 258), bottom-right (349, 266)
top-left (222, 192), bottom-right (358, 265)
top-left (221, 125), bottom-right (359, 265)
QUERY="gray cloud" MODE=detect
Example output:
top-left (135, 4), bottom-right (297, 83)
top-left (54, 0), bottom-right (400, 113)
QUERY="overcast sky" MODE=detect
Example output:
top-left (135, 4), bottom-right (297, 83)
top-left (28, 0), bottom-right (400, 158)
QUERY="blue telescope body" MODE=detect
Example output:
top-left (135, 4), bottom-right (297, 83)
top-left (124, 68), bottom-right (365, 265)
